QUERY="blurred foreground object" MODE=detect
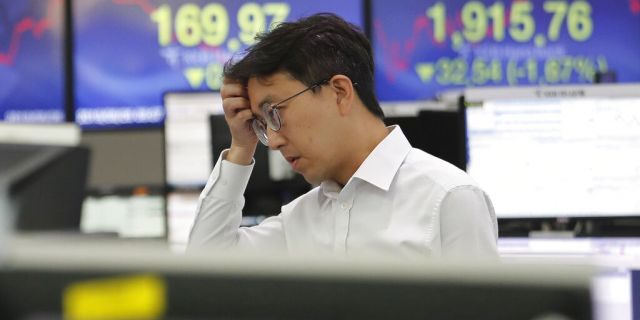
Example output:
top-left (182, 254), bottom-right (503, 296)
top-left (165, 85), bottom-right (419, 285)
top-left (0, 123), bottom-right (89, 255)
top-left (0, 236), bottom-right (594, 320)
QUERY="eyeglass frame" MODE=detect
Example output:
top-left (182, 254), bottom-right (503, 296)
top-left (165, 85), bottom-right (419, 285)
top-left (251, 77), bottom-right (331, 146)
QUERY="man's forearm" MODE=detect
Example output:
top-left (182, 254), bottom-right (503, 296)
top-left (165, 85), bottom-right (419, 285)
top-left (188, 150), bottom-right (254, 248)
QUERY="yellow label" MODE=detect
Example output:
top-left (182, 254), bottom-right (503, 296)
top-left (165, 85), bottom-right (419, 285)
top-left (63, 274), bottom-right (165, 320)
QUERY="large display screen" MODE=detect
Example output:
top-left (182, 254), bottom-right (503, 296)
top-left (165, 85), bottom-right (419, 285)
top-left (73, 0), bottom-right (364, 129)
top-left (465, 83), bottom-right (640, 218)
top-left (0, 0), bottom-right (65, 122)
top-left (372, 0), bottom-right (640, 101)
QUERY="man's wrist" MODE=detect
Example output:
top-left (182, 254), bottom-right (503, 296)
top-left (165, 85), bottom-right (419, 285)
top-left (226, 144), bottom-right (256, 165)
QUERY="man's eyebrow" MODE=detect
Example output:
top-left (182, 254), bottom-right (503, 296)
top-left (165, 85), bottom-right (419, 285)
top-left (257, 95), bottom-right (275, 109)
top-left (251, 95), bottom-right (274, 120)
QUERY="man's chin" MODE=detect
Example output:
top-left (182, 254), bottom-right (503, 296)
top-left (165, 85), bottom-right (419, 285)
top-left (301, 173), bottom-right (322, 187)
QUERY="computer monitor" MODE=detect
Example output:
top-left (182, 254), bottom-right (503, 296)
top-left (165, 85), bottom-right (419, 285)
top-left (498, 236), bottom-right (638, 320)
top-left (385, 107), bottom-right (466, 171)
top-left (0, 0), bottom-right (66, 123)
top-left (72, 0), bottom-right (364, 130)
top-left (163, 91), bottom-right (223, 188)
top-left (632, 270), bottom-right (640, 320)
top-left (0, 143), bottom-right (90, 232)
top-left (464, 83), bottom-right (640, 224)
top-left (163, 91), bottom-right (224, 243)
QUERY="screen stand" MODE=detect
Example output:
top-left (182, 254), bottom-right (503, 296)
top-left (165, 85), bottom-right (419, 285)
top-left (529, 230), bottom-right (575, 238)
top-left (528, 219), bottom-right (577, 238)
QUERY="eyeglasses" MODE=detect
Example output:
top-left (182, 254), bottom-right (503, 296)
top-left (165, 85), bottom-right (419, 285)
top-left (252, 78), bottom-right (330, 146)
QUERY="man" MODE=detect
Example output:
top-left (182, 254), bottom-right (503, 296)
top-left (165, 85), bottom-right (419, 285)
top-left (189, 13), bottom-right (498, 258)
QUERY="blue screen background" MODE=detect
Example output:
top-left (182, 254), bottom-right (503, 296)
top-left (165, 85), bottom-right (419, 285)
top-left (0, 0), bottom-right (65, 122)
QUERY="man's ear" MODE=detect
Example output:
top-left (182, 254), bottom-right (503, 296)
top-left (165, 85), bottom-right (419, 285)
top-left (328, 75), bottom-right (355, 116)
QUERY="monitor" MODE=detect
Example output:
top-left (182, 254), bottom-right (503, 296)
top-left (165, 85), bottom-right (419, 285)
top-left (73, 0), bottom-right (364, 130)
top-left (370, 0), bottom-right (640, 102)
top-left (464, 83), bottom-right (640, 221)
top-left (385, 104), bottom-right (467, 171)
top-left (163, 91), bottom-right (223, 188)
top-left (81, 191), bottom-right (166, 238)
top-left (0, 143), bottom-right (90, 232)
top-left (163, 92), bottom-right (223, 244)
top-left (632, 270), bottom-right (640, 320)
top-left (498, 236), bottom-right (638, 320)
top-left (0, 0), bottom-right (66, 123)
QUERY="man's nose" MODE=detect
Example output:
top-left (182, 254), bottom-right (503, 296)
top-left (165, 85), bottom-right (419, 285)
top-left (266, 128), bottom-right (286, 150)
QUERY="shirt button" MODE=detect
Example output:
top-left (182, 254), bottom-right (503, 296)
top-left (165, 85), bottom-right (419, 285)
top-left (340, 203), bottom-right (348, 210)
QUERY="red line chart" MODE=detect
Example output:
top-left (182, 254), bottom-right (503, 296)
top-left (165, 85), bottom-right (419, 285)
top-left (631, 0), bottom-right (640, 14)
top-left (112, 0), bottom-right (156, 15)
top-left (374, 16), bottom-right (430, 83)
top-left (0, 0), bottom-right (61, 66)
top-left (374, 14), bottom-right (462, 83)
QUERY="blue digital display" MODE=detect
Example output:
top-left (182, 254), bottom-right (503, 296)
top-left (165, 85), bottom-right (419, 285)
top-left (372, 0), bottom-right (640, 101)
top-left (633, 270), bottom-right (640, 320)
top-left (73, 0), bottom-right (364, 129)
top-left (0, 0), bottom-right (65, 122)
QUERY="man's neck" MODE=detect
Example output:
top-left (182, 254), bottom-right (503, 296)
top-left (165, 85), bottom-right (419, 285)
top-left (333, 118), bottom-right (389, 186)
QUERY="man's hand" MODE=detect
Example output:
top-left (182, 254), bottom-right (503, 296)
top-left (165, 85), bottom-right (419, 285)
top-left (221, 77), bottom-right (257, 165)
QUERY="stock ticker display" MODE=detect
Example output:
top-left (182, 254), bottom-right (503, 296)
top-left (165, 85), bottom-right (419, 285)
top-left (0, 0), bottom-right (65, 123)
top-left (73, 0), bottom-right (363, 129)
top-left (372, 0), bottom-right (640, 101)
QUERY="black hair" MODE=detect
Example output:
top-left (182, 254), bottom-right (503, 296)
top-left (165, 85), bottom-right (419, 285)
top-left (224, 13), bottom-right (384, 120)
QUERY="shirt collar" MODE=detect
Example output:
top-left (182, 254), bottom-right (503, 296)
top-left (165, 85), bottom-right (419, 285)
top-left (320, 125), bottom-right (412, 196)
top-left (351, 125), bottom-right (412, 191)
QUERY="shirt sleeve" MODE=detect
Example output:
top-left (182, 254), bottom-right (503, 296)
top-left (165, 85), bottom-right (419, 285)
top-left (188, 150), bottom-right (287, 252)
top-left (439, 185), bottom-right (499, 258)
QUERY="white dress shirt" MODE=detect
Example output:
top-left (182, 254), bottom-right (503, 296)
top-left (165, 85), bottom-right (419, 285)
top-left (189, 126), bottom-right (498, 258)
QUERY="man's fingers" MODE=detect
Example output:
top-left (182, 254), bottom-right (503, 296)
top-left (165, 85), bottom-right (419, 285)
top-left (234, 108), bottom-right (255, 122)
top-left (223, 96), bottom-right (252, 115)
top-left (221, 78), bottom-right (248, 99)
